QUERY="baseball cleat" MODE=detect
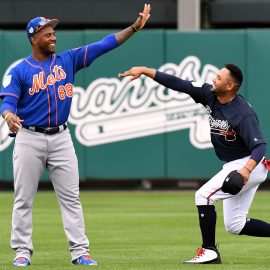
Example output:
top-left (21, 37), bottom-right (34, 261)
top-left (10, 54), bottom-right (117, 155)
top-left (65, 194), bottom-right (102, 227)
top-left (13, 257), bottom-right (30, 267)
top-left (183, 246), bottom-right (221, 264)
top-left (72, 255), bottom-right (97, 265)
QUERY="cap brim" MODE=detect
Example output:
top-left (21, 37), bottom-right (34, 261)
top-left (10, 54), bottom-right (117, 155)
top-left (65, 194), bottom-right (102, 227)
top-left (35, 18), bottom-right (59, 34)
top-left (46, 19), bottom-right (59, 29)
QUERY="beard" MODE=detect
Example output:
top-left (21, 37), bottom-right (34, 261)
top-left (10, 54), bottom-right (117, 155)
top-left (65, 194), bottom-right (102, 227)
top-left (210, 86), bottom-right (226, 96)
top-left (39, 43), bottom-right (56, 56)
top-left (210, 86), bottom-right (217, 94)
top-left (43, 49), bottom-right (54, 56)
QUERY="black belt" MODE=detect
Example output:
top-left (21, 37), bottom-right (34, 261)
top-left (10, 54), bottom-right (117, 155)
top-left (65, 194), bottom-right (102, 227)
top-left (23, 123), bottom-right (67, 135)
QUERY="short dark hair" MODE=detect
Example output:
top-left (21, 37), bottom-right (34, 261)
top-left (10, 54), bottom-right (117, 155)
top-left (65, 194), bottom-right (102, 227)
top-left (224, 64), bottom-right (243, 87)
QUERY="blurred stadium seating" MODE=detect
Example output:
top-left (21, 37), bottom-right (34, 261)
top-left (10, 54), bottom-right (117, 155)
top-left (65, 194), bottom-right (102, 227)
top-left (1, 0), bottom-right (270, 30)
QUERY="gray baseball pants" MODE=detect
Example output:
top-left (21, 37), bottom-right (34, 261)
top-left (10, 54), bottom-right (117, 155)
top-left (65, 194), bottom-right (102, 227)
top-left (11, 127), bottom-right (90, 262)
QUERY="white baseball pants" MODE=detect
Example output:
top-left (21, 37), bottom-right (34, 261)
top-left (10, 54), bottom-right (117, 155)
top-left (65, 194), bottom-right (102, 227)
top-left (195, 156), bottom-right (268, 234)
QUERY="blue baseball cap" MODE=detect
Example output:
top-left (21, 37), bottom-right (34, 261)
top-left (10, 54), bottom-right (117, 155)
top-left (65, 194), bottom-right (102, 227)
top-left (26, 16), bottom-right (59, 40)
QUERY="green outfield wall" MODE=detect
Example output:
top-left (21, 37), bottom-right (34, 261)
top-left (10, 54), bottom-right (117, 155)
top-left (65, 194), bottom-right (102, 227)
top-left (0, 29), bottom-right (269, 181)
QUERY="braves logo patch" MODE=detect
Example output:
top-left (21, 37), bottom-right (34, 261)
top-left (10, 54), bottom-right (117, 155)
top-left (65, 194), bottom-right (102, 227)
top-left (210, 127), bottom-right (236, 141)
top-left (206, 107), bottom-right (237, 141)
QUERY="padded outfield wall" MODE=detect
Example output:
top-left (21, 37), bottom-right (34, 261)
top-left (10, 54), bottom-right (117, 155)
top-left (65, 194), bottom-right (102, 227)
top-left (0, 29), bottom-right (269, 181)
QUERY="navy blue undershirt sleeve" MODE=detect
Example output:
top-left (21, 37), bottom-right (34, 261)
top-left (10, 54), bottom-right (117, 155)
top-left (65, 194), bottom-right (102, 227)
top-left (154, 71), bottom-right (208, 103)
top-left (154, 71), bottom-right (191, 92)
top-left (250, 143), bottom-right (266, 164)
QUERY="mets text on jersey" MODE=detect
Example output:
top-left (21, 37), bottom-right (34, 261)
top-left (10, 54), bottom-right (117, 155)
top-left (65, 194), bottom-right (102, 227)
top-left (28, 65), bottom-right (73, 100)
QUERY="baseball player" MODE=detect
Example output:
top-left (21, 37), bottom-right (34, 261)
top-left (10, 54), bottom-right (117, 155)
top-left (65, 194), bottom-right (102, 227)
top-left (118, 64), bottom-right (270, 264)
top-left (0, 4), bottom-right (151, 267)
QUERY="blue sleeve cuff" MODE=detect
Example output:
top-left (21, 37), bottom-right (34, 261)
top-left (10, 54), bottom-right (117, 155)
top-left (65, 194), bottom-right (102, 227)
top-left (0, 95), bottom-right (17, 114)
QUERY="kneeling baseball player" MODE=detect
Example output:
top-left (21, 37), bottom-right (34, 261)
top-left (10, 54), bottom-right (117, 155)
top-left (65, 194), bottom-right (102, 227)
top-left (119, 64), bottom-right (270, 264)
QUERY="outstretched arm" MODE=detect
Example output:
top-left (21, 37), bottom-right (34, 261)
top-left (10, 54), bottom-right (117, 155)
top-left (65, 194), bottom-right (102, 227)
top-left (115, 3), bottom-right (151, 44)
top-left (119, 66), bottom-right (205, 103)
top-left (118, 66), bottom-right (156, 81)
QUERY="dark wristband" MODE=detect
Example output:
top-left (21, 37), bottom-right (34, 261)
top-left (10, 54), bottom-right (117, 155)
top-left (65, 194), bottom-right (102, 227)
top-left (131, 24), bottom-right (139, 33)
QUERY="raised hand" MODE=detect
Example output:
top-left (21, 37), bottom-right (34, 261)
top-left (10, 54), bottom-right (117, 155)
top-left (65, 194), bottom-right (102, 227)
top-left (134, 4), bottom-right (151, 31)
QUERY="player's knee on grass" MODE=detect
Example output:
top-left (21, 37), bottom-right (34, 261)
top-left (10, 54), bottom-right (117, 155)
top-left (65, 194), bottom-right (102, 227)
top-left (224, 216), bottom-right (246, 235)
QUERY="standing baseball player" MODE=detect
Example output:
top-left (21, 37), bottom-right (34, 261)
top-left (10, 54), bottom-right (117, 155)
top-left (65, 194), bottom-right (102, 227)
top-left (118, 64), bottom-right (270, 264)
top-left (0, 4), bottom-right (151, 267)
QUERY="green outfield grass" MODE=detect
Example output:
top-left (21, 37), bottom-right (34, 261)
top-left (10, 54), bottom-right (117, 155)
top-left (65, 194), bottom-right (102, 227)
top-left (0, 190), bottom-right (270, 269)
